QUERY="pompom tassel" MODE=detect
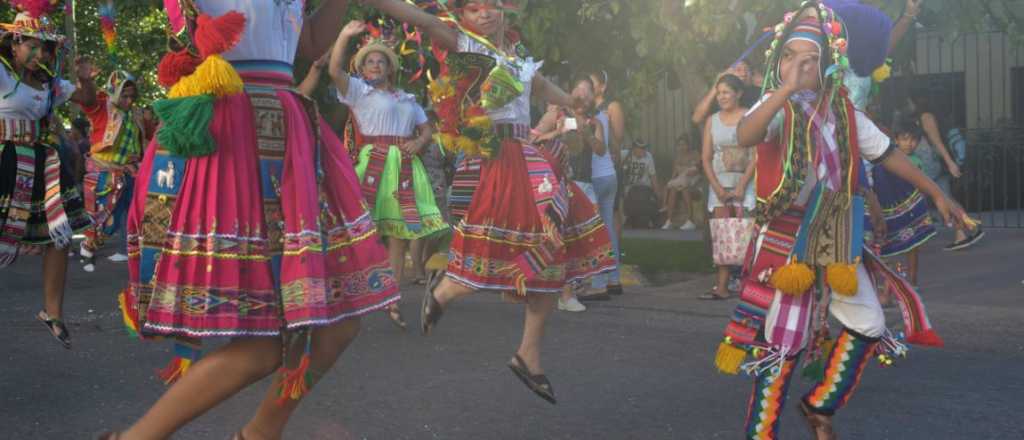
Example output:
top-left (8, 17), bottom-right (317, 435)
top-left (117, 288), bottom-right (140, 339)
top-left (770, 257), bottom-right (815, 296)
top-left (157, 50), bottom-right (202, 89)
top-left (168, 54), bottom-right (243, 98)
top-left (194, 12), bottom-right (247, 58)
top-left (276, 334), bottom-right (313, 405)
top-left (714, 338), bottom-right (747, 375)
top-left (906, 329), bottom-right (945, 348)
top-left (153, 95), bottom-right (216, 157)
top-left (826, 261), bottom-right (859, 297)
top-left (157, 343), bottom-right (201, 385)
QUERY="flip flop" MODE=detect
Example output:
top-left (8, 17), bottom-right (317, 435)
top-left (420, 270), bottom-right (445, 335)
top-left (507, 354), bottom-right (557, 405)
top-left (37, 310), bottom-right (71, 349)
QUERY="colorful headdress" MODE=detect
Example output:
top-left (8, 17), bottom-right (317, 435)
top-left (104, 70), bottom-right (136, 102)
top-left (351, 23), bottom-right (401, 82)
top-left (822, 0), bottom-right (892, 77)
top-left (763, 2), bottom-right (850, 94)
top-left (0, 7), bottom-right (64, 43)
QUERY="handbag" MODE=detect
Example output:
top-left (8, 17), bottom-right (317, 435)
top-left (710, 204), bottom-right (756, 266)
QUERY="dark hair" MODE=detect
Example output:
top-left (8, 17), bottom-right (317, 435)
top-left (908, 88), bottom-right (933, 117)
top-left (675, 133), bottom-right (691, 146)
top-left (71, 117), bottom-right (90, 139)
top-left (894, 117), bottom-right (923, 140)
top-left (716, 74), bottom-right (746, 97)
top-left (0, 34), bottom-right (56, 84)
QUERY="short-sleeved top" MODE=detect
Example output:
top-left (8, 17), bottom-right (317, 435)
top-left (621, 150), bottom-right (657, 188)
top-left (0, 67), bottom-right (74, 121)
top-left (338, 77), bottom-right (427, 137)
top-left (196, 0), bottom-right (304, 65)
top-left (457, 33), bottom-right (542, 126)
top-left (747, 93), bottom-right (890, 205)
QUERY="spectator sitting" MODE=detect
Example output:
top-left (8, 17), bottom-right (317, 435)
top-left (660, 135), bottom-right (702, 230)
top-left (620, 138), bottom-right (662, 228)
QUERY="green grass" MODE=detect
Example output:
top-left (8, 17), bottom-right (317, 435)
top-left (620, 238), bottom-right (715, 274)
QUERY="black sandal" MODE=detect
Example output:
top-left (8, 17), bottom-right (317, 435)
top-left (37, 310), bottom-right (71, 349)
top-left (507, 354), bottom-right (557, 405)
top-left (420, 270), bottom-right (445, 335)
top-left (385, 303), bottom-right (407, 330)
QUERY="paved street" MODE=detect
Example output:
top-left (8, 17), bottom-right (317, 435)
top-left (2, 229), bottom-right (1022, 439)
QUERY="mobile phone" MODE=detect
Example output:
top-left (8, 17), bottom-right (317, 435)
top-left (563, 117), bottom-right (578, 131)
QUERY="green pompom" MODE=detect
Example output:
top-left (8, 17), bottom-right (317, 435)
top-left (154, 95), bottom-right (217, 158)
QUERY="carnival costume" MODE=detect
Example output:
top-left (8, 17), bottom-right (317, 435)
top-left (0, 10), bottom-right (89, 268)
top-left (430, 25), bottom-right (615, 295)
top-left (80, 71), bottom-right (143, 261)
top-left (710, 4), bottom-right (944, 439)
top-left (344, 42), bottom-right (447, 240)
top-left (120, 0), bottom-right (399, 399)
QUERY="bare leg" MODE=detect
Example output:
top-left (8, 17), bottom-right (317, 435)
top-left (387, 238), bottom-right (409, 286)
top-left (680, 188), bottom-right (695, 223)
top-left (907, 248), bottom-right (919, 286)
top-left (559, 285), bottom-right (574, 304)
top-left (119, 337), bottom-right (283, 440)
top-left (42, 244), bottom-right (68, 318)
top-left (515, 294), bottom-right (557, 374)
top-left (242, 319), bottom-right (362, 440)
top-left (432, 276), bottom-right (474, 306)
top-left (409, 239), bottom-right (427, 281)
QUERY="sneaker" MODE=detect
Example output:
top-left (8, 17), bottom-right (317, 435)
top-left (107, 253), bottom-right (129, 262)
top-left (558, 296), bottom-right (587, 312)
top-left (82, 262), bottom-right (95, 273)
top-left (944, 227), bottom-right (985, 251)
top-left (678, 221), bottom-right (696, 231)
top-left (79, 243), bottom-right (93, 260)
top-left (661, 220), bottom-right (673, 230)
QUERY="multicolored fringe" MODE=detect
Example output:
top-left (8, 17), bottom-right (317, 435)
top-left (862, 248), bottom-right (944, 347)
top-left (802, 327), bottom-right (878, 415)
top-left (359, 145), bottom-right (389, 213)
top-left (0, 146), bottom-right (35, 267)
top-left (276, 331), bottom-right (313, 405)
top-left (396, 148), bottom-right (420, 232)
top-left (156, 341), bottom-right (202, 385)
top-left (744, 354), bottom-right (800, 440)
top-left (41, 147), bottom-right (72, 249)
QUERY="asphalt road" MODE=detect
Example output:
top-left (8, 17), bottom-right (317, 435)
top-left (1, 228), bottom-right (1022, 439)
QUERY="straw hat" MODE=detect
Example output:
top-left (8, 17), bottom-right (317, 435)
top-left (352, 41), bottom-right (400, 81)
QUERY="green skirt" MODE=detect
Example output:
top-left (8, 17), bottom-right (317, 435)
top-left (355, 144), bottom-right (448, 240)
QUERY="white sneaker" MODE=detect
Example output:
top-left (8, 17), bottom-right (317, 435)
top-left (558, 296), bottom-right (587, 312)
top-left (679, 221), bottom-right (696, 231)
top-left (82, 263), bottom-right (95, 273)
top-left (79, 243), bottom-right (93, 259)
top-left (107, 253), bottom-right (129, 262)
top-left (661, 221), bottom-right (673, 230)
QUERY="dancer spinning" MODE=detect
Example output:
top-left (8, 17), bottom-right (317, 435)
top-left (107, 1), bottom-right (398, 439)
top-left (328, 20), bottom-right (448, 330)
top-left (74, 69), bottom-right (143, 272)
top-left (365, 0), bottom-right (616, 404)
top-left (713, 3), bottom-right (968, 439)
top-left (0, 7), bottom-right (92, 349)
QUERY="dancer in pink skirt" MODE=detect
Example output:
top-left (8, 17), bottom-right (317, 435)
top-left (106, 1), bottom-right (398, 439)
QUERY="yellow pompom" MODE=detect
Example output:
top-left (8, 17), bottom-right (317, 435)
top-left (714, 340), bottom-right (747, 375)
top-left (871, 64), bottom-right (891, 83)
top-left (826, 262), bottom-right (859, 296)
top-left (455, 135), bottom-right (479, 156)
top-left (168, 54), bottom-right (244, 98)
top-left (770, 258), bottom-right (815, 296)
top-left (467, 115), bottom-right (492, 130)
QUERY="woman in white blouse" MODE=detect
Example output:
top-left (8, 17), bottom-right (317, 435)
top-left (328, 20), bottom-right (447, 329)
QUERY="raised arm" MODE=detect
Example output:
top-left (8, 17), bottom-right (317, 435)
top-left (362, 0), bottom-right (459, 52)
top-left (737, 52), bottom-right (816, 147)
top-left (298, 0), bottom-right (351, 61)
top-left (692, 84), bottom-right (719, 125)
top-left (328, 21), bottom-right (367, 97)
top-left (888, 0), bottom-right (921, 55)
top-left (69, 57), bottom-right (98, 109)
top-left (533, 75), bottom-right (573, 108)
top-left (297, 52), bottom-right (330, 98)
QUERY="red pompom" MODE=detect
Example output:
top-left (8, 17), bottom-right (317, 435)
top-left (157, 50), bottom-right (202, 88)
top-left (9, 0), bottom-right (58, 19)
top-left (194, 11), bottom-right (247, 58)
